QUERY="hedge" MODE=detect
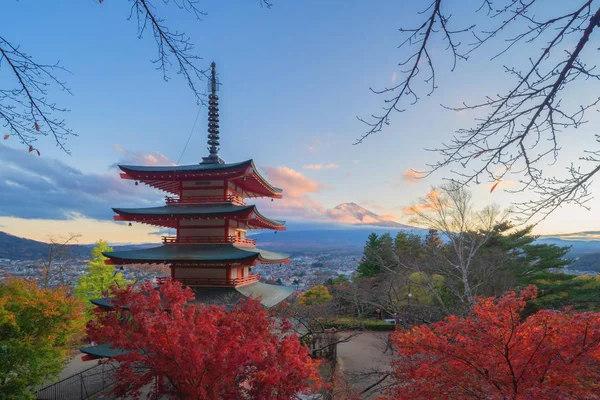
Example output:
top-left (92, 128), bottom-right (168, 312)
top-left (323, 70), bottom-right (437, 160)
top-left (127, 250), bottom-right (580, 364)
top-left (322, 317), bottom-right (396, 331)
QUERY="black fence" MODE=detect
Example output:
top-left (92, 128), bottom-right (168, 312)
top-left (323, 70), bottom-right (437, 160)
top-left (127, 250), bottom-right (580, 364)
top-left (36, 363), bottom-right (117, 400)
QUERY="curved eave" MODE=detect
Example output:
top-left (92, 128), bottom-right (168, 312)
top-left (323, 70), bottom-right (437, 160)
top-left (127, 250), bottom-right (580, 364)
top-left (118, 160), bottom-right (253, 195)
top-left (117, 160), bottom-right (284, 199)
top-left (90, 298), bottom-right (116, 309)
top-left (113, 205), bottom-right (254, 221)
top-left (112, 205), bottom-right (285, 231)
top-left (103, 245), bottom-right (290, 266)
top-left (80, 344), bottom-right (127, 360)
top-left (119, 160), bottom-right (252, 178)
top-left (230, 161), bottom-right (283, 199)
top-left (249, 208), bottom-right (286, 231)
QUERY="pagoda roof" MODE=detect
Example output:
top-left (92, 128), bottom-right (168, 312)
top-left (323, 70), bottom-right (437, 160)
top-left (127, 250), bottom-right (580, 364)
top-left (103, 244), bottom-right (289, 265)
top-left (80, 343), bottom-right (128, 359)
top-left (118, 159), bottom-right (283, 198)
top-left (120, 159), bottom-right (252, 174)
top-left (112, 204), bottom-right (286, 230)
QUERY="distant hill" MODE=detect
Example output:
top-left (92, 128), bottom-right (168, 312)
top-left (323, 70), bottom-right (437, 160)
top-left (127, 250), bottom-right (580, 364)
top-left (0, 231), bottom-right (157, 261)
top-left (0, 231), bottom-right (48, 260)
top-left (568, 253), bottom-right (600, 272)
top-left (0, 231), bottom-right (92, 260)
top-left (3, 227), bottom-right (600, 272)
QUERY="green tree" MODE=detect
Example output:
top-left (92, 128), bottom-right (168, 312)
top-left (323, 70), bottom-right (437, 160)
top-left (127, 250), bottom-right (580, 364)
top-left (394, 231), bottom-right (422, 258)
top-left (0, 278), bottom-right (84, 398)
top-left (357, 233), bottom-right (381, 277)
top-left (482, 222), bottom-right (600, 314)
top-left (326, 274), bottom-right (349, 286)
top-left (74, 240), bottom-right (128, 317)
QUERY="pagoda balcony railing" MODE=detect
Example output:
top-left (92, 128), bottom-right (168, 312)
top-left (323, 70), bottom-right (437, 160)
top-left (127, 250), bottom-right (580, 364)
top-left (162, 235), bottom-right (256, 246)
top-left (165, 195), bottom-right (246, 206)
top-left (160, 274), bottom-right (260, 287)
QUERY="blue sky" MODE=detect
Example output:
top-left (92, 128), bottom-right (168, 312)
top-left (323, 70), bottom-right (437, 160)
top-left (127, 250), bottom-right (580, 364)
top-left (1, 0), bottom-right (600, 243)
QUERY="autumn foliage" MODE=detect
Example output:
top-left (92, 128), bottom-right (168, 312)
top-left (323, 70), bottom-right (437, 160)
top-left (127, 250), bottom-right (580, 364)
top-left (299, 284), bottom-right (333, 306)
top-left (387, 286), bottom-right (600, 399)
top-left (0, 277), bottom-right (84, 398)
top-left (86, 279), bottom-right (321, 399)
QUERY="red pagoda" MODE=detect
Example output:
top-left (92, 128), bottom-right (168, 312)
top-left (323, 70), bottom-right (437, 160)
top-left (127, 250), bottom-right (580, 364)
top-left (80, 62), bottom-right (293, 362)
top-left (103, 62), bottom-right (292, 307)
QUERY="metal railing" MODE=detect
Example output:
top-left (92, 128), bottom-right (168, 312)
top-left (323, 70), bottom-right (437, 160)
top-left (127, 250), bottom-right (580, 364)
top-left (165, 194), bottom-right (246, 206)
top-left (35, 362), bottom-right (117, 400)
top-left (161, 235), bottom-right (256, 246)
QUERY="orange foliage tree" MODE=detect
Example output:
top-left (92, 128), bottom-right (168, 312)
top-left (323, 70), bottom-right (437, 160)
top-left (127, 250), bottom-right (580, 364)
top-left (387, 286), bottom-right (600, 399)
top-left (299, 285), bottom-right (333, 306)
top-left (0, 278), bottom-right (84, 397)
top-left (86, 279), bottom-right (321, 399)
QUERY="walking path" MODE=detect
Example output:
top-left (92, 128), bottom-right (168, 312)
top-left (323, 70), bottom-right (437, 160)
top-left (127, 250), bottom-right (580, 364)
top-left (336, 331), bottom-right (394, 399)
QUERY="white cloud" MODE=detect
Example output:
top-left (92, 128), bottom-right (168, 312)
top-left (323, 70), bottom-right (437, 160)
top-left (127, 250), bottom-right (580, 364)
top-left (303, 162), bottom-right (340, 170)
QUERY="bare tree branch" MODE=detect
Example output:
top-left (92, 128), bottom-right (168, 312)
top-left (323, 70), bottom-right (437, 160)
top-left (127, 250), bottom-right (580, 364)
top-left (360, 0), bottom-right (600, 223)
top-left (0, 35), bottom-right (74, 153)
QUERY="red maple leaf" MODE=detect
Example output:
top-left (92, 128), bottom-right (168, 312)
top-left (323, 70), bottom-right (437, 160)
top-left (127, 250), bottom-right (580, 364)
top-left (386, 286), bottom-right (600, 399)
top-left (86, 279), bottom-right (321, 399)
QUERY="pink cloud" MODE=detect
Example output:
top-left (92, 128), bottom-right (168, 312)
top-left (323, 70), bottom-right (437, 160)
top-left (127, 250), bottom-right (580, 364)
top-left (255, 167), bottom-right (403, 226)
top-left (112, 144), bottom-right (175, 167)
top-left (403, 168), bottom-right (423, 184)
top-left (303, 162), bottom-right (340, 170)
top-left (256, 166), bottom-right (327, 220)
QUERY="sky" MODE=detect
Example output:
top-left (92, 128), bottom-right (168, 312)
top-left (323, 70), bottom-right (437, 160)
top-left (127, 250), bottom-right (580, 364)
top-left (1, 0), bottom-right (600, 244)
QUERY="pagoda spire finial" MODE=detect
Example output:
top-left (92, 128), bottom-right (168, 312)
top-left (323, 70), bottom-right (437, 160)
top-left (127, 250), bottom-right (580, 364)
top-left (202, 61), bottom-right (224, 164)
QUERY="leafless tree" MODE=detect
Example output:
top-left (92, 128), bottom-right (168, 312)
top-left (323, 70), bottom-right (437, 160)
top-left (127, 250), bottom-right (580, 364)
top-left (405, 183), bottom-right (506, 306)
top-left (40, 233), bottom-right (81, 288)
top-left (357, 0), bottom-right (600, 223)
top-left (1, 0), bottom-right (273, 152)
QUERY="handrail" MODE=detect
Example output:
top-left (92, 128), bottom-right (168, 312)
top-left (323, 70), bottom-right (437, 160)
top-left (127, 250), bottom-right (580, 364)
top-left (161, 275), bottom-right (260, 287)
top-left (162, 235), bottom-right (256, 246)
top-left (165, 194), bottom-right (246, 206)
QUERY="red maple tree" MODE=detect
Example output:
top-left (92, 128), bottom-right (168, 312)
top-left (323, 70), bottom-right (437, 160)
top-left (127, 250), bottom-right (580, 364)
top-left (387, 286), bottom-right (600, 400)
top-left (86, 279), bottom-right (321, 399)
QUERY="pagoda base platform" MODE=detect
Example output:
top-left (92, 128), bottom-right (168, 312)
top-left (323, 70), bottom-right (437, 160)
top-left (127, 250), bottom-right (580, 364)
top-left (89, 281), bottom-right (294, 311)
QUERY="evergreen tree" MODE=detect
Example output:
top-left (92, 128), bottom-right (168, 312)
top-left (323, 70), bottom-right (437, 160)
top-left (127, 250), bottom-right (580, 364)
top-left (74, 240), bottom-right (128, 318)
top-left (378, 232), bottom-right (397, 267)
top-left (483, 222), bottom-right (600, 314)
top-left (357, 233), bottom-right (382, 277)
top-left (394, 231), bottom-right (422, 258)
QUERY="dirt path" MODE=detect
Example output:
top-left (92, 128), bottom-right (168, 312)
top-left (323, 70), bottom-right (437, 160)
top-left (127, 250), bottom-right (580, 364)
top-left (336, 331), bottom-right (394, 399)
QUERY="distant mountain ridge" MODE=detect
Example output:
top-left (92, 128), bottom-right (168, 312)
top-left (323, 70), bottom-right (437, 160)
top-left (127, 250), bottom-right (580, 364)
top-left (2, 227), bottom-right (600, 272)
top-left (0, 232), bottom-right (96, 260)
top-left (327, 202), bottom-right (412, 228)
top-left (0, 231), bottom-right (156, 261)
